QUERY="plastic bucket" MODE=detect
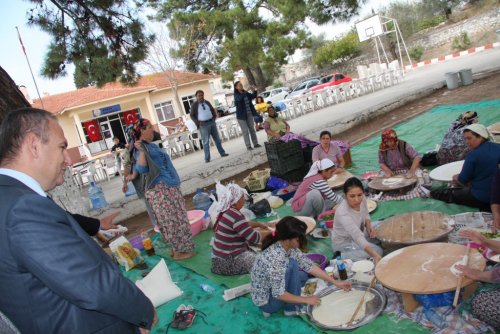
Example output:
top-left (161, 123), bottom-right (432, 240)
top-left (458, 68), bottom-right (473, 86)
top-left (445, 72), bottom-right (459, 90)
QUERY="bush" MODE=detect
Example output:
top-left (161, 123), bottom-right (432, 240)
top-left (452, 32), bottom-right (472, 51)
top-left (417, 15), bottom-right (446, 31)
top-left (272, 80), bottom-right (283, 88)
top-left (409, 45), bottom-right (424, 62)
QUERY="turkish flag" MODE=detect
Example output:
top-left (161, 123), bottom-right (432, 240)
top-left (83, 120), bottom-right (102, 142)
top-left (123, 109), bottom-right (138, 125)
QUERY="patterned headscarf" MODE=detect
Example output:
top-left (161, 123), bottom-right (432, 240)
top-left (379, 129), bottom-right (398, 151)
top-left (133, 118), bottom-right (150, 140)
top-left (304, 158), bottom-right (335, 178)
top-left (211, 181), bottom-right (248, 218)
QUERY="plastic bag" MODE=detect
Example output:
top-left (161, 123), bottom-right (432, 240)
top-left (109, 236), bottom-right (144, 271)
top-left (267, 196), bottom-right (284, 209)
top-left (240, 207), bottom-right (256, 221)
top-left (249, 199), bottom-right (272, 218)
top-left (267, 176), bottom-right (288, 190)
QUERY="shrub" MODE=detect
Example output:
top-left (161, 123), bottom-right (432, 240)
top-left (452, 32), bottom-right (472, 51)
top-left (409, 45), bottom-right (425, 62)
top-left (417, 15), bottom-right (446, 30)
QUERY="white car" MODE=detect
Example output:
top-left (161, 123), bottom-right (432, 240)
top-left (259, 87), bottom-right (290, 104)
top-left (285, 79), bottom-right (320, 99)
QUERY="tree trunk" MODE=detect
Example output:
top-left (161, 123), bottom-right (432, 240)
top-left (0, 65), bottom-right (89, 215)
top-left (0, 66), bottom-right (30, 123)
top-left (253, 64), bottom-right (268, 92)
top-left (243, 67), bottom-right (256, 88)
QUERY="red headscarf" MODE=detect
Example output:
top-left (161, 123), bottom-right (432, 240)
top-left (379, 129), bottom-right (398, 151)
top-left (133, 118), bottom-right (150, 140)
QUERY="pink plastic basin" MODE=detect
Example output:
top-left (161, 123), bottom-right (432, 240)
top-left (187, 210), bottom-right (206, 236)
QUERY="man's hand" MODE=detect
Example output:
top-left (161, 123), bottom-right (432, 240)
top-left (99, 211), bottom-right (120, 230)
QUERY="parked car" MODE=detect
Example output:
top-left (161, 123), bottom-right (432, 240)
top-left (228, 102), bottom-right (237, 114)
top-left (259, 87), bottom-right (290, 104)
top-left (311, 73), bottom-right (352, 92)
top-left (216, 105), bottom-right (230, 117)
top-left (285, 79), bottom-right (321, 99)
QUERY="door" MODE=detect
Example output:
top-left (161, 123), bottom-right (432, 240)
top-left (99, 121), bottom-right (114, 149)
top-left (110, 118), bottom-right (126, 144)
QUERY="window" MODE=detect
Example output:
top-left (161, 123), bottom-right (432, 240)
top-left (154, 101), bottom-right (175, 122)
top-left (182, 95), bottom-right (196, 114)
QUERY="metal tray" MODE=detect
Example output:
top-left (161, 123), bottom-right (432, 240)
top-left (306, 282), bottom-right (386, 330)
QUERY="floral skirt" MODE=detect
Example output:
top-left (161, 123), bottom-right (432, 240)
top-left (211, 251), bottom-right (256, 276)
top-left (146, 182), bottom-right (194, 253)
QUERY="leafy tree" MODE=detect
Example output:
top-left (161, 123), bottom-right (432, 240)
top-left (422, 0), bottom-right (460, 20)
top-left (409, 45), bottom-right (424, 62)
top-left (313, 31), bottom-right (360, 68)
top-left (26, 0), bottom-right (153, 87)
top-left (149, 0), bottom-right (362, 91)
top-left (307, 0), bottom-right (366, 24)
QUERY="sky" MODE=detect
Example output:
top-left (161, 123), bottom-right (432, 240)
top-left (0, 0), bottom-right (394, 98)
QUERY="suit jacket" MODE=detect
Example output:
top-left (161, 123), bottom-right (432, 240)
top-left (0, 175), bottom-right (154, 334)
top-left (190, 100), bottom-right (217, 128)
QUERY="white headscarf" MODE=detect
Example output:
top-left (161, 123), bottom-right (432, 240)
top-left (465, 124), bottom-right (494, 141)
top-left (210, 181), bottom-right (248, 218)
top-left (305, 158), bottom-right (335, 178)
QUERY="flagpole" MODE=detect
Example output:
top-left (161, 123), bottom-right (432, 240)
top-left (15, 26), bottom-right (44, 109)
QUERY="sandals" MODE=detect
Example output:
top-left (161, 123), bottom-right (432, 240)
top-left (166, 304), bottom-right (207, 333)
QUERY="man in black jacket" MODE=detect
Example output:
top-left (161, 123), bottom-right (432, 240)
top-left (190, 90), bottom-right (229, 163)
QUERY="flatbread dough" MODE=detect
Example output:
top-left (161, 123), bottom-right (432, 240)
top-left (382, 178), bottom-right (402, 185)
top-left (312, 290), bottom-right (374, 327)
top-left (449, 255), bottom-right (467, 276)
top-left (351, 260), bottom-right (374, 273)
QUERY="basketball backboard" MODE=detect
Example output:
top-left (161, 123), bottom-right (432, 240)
top-left (356, 15), bottom-right (384, 42)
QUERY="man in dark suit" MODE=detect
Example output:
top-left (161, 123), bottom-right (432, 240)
top-left (190, 90), bottom-right (229, 163)
top-left (0, 108), bottom-right (156, 333)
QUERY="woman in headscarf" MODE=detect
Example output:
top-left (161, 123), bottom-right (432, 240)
top-left (234, 81), bottom-right (261, 150)
top-left (437, 111), bottom-right (479, 165)
top-left (263, 106), bottom-right (318, 148)
top-left (432, 124), bottom-right (500, 211)
top-left (291, 159), bottom-right (342, 218)
top-left (378, 129), bottom-right (421, 177)
top-left (132, 118), bottom-right (195, 260)
top-left (211, 182), bottom-right (272, 275)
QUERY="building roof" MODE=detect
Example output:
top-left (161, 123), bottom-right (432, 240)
top-left (32, 70), bottom-right (213, 115)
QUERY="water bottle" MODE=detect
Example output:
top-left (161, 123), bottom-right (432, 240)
top-left (193, 188), bottom-right (212, 211)
top-left (422, 169), bottom-right (431, 186)
top-left (88, 181), bottom-right (108, 209)
top-left (200, 283), bottom-right (215, 294)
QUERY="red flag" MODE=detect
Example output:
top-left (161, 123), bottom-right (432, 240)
top-left (83, 120), bottom-right (102, 142)
top-left (123, 109), bottom-right (138, 125)
top-left (16, 28), bottom-right (26, 55)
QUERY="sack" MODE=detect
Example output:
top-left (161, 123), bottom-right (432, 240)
top-left (249, 199), bottom-right (272, 218)
top-left (421, 151), bottom-right (438, 166)
top-left (109, 236), bottom-right (145, 271)
top-left (267, 176), bottom-right (288, 190)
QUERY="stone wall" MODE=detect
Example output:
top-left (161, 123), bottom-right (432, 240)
top-left (408, 8), bottom-right (500, 50)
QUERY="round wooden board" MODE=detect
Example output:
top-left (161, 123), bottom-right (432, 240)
top-left (375, 243), bottom-right (486, 294)
top-left (367, 175), bottom-right (417, 192)
top-left (375, 211), bottom-right (453, 245)
top-left (429, 160), bottom-right (464, 182)
top-left (327, 170), bottom-right (354, 189)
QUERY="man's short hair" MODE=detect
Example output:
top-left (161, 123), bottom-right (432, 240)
top-left (195, 90), bottom-right (204, 96)
top-left (0, 107), bottom-right (56, 165)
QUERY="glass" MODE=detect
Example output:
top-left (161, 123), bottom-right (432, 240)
top-left (141, 237), bottom-right (156, 256)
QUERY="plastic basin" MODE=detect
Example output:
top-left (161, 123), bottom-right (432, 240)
top-left (129, 235), bottom-right (144, 250)
top-left (187, 210), bottom-right (206, 236)
top-left (301, 253), bottom-right (328, 277)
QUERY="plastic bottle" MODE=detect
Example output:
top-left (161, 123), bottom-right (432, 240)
top-left (422, 169), bottom-right (431, 185)
top-left (193, 188), bottom-right (212, 211)
top-left (338, 261), bottom-right (348, 280)
top-left (200, 283), bottom-right (215, 294)
top-left (88, 181), bottom-right (108, 209)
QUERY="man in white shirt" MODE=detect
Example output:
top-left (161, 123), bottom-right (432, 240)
top-left (190, 90), bottom-right (229, 163)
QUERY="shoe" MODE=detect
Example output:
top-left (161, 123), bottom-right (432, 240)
top-left (284, 310), bottom-right (299, 316)
top-left (247, 147), bottom-right (253, 151)
top-left (221, 153), bottom-right (229, 157)
top-left (254, 144), bottom-right (262, 148)
top-left (205, 159), bottom-right (210, 163)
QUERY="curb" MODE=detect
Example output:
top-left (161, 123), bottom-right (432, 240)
top-left (405, 42), bottom-right (500, 70)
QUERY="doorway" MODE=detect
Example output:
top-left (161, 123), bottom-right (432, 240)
top-left (110, 118), bottom-right (126, 144)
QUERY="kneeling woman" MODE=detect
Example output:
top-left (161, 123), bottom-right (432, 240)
top-left (211, 182), bottom-right (271, 275)
top-left (291, 159), bottom-right (342, 218)
top-left (378, 129), bottom-right (421, 177)
top-left (332, 177), bottom-right (383, 263)
top-left (251, 217), bottom-right (351, 316)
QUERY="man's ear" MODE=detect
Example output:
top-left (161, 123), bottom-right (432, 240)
top-left (25, 132), bottom-right (41, 159)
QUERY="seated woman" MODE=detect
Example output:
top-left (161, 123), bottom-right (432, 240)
top-left (432, 124), bottom-right (500, 211)
top-left (291, 159), bottom-right (342, 218)
top-left (456, 229), bottom-right (499, 329)
top-left (312, 130), bottom-right (347, 172)
top-left (254, 96), bottom-right (267, 130)
top-left (263, 106), bottom-right (318, 148)
top-left (211, 182), bottom-right (271, 275)
top-left (251, 217), bottom-right (351, 317)
top-left (437, 111), bottom-right (478, 165)
top-left (378, 129), bottom-right (421, 177)
top-left (331, 177), bottom-right (383, 263)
